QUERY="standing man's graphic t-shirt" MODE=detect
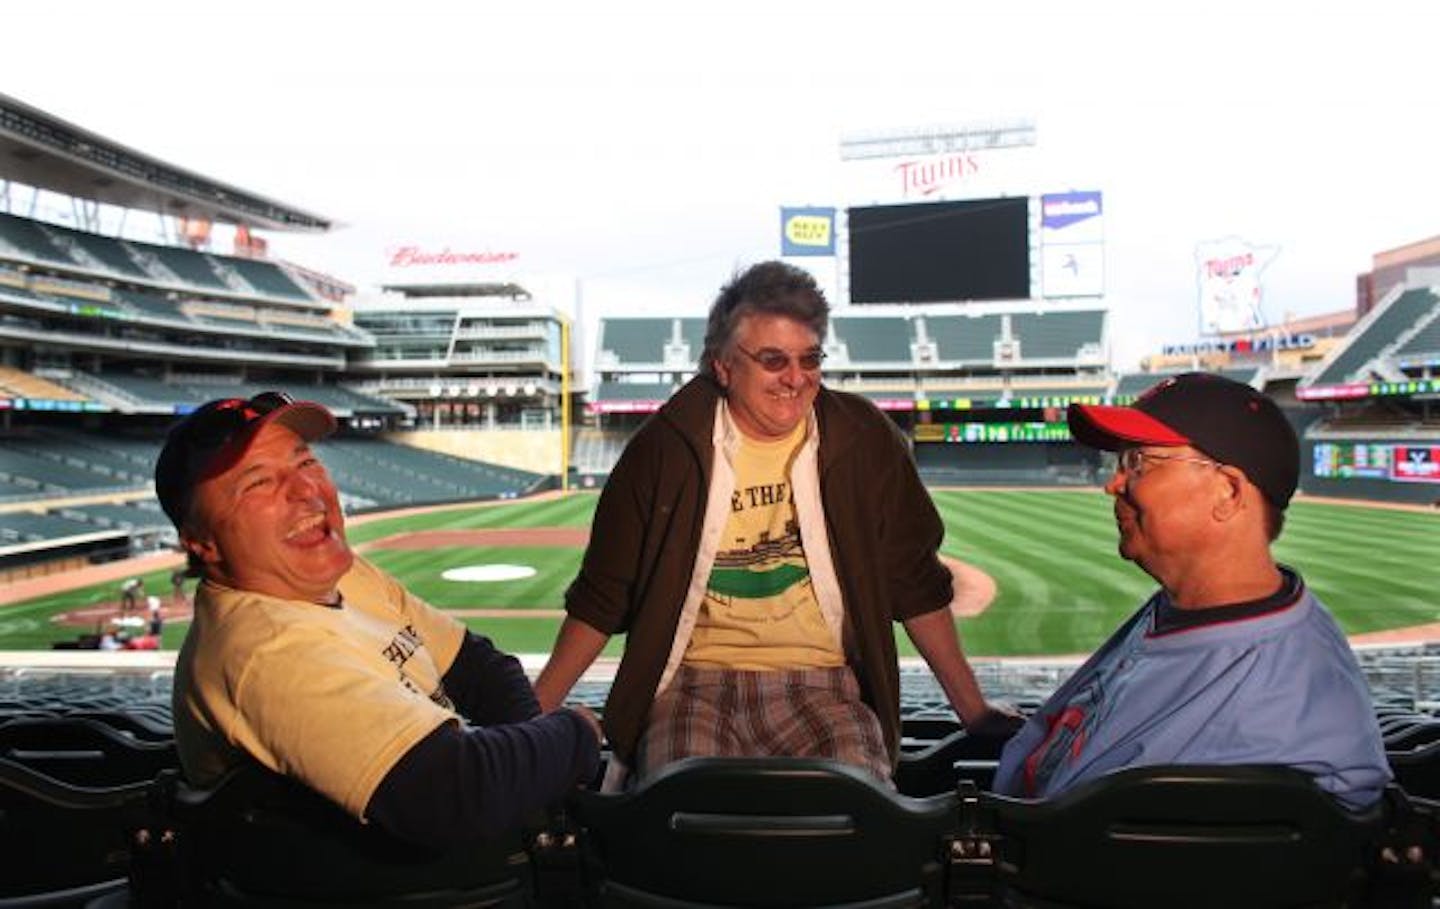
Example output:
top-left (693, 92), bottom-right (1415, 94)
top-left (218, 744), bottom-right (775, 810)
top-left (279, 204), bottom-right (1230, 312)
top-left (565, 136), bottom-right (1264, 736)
top-left (684, 421), bottom-right (844, 670)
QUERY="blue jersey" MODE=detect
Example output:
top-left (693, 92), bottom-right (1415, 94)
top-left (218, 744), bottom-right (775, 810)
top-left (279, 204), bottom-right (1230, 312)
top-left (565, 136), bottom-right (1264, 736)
top-left (993, 574), bottom-right (1391, 809)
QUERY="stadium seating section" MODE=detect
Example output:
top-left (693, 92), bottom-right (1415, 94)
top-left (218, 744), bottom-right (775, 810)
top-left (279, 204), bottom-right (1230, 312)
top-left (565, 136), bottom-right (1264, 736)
top-left (0, 365), bottom-right (89, 402)
top-left (925, 313), bottom-right (1005, 363)
top-left (594, 311), bottom-right (1107, 371)
top-left (1395, 309), bottom-right (1440, 363)
top-left (832, 316), bottom-right (913, 362)
top-left (572, 429), bottom-right (632, 475)
top-left (1008, 310), bottom-right (1106, 360)
top-left (0, 424), bottom-right (542, 523)
top-left (4, 659), bottom-right (1440, 906)
top-left (1311, 287), bottom-right (1439, 385)
top-left (598, 318), bottom-right (676, 364)
top-left (1113, 366), bottom-right (1258, 400)
top-left (319, 437), bottom-right (545, 508)
top-left (592, 381), bottom-right (677, 402)
top-left (75, 373), bottom-right (404, 414)
top-left (0, 211), bottom-right (317, 304)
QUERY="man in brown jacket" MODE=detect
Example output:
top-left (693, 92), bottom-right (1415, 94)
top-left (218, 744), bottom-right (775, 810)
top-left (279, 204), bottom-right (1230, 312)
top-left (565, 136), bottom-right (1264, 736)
top-left (536, 262), bottom-right (1014, 788)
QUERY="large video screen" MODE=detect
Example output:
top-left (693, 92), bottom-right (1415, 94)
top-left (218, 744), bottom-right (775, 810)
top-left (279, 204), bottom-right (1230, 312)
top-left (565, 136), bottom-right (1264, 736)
top-left (847, 197), bottom-right (1030, 303)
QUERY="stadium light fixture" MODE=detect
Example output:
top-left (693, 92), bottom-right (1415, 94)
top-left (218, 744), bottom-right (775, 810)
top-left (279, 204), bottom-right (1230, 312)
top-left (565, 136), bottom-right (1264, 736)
top-left (839, 118), bottom-right (1037, 161)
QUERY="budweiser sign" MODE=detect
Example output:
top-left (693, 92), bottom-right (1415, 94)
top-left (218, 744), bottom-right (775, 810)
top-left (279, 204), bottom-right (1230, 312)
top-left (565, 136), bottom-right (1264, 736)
top-left (388, 246), bottom-right (519, 267)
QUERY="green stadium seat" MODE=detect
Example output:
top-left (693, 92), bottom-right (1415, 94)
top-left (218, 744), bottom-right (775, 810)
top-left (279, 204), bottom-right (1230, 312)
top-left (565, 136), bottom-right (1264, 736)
top-left (0, 716), bottom-right (178, 787)
top-left (151, 763), bottom-right (533, 907)
top-left (1389, 738), bottom-right (1440, 801)
top-left (572, 756), bottom-right (958, 907)
top-left (0, 756), bottom-right (149, 902)
top-left (1312, 288), bottom-right (1439, 385)
top-left (895, 728), bottom-right (1010, 798)
top-left (977, 764), bottom-right (1384, 908)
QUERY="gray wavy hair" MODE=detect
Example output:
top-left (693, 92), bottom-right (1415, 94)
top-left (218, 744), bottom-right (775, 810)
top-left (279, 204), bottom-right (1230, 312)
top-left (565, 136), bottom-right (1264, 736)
top-left (699, 261), bottom-right (829, 378)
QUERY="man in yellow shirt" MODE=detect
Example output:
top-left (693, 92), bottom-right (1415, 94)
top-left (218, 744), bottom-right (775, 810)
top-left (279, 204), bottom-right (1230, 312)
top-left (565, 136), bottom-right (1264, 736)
top-left (156, 392), bottom-right (599, 846)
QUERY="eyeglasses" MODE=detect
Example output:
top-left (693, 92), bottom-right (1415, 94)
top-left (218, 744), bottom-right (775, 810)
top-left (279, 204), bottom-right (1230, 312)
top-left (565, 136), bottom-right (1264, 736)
top-left (734, 344), bottom-right (826, 373)
top-left (1117, 448), bottom-right (1221, 478)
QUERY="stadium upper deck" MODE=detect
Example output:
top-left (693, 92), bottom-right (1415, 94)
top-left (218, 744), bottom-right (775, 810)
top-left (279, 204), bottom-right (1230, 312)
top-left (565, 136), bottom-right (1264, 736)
top-left (0, 96), bottom-right (550, 580)
top-left (0, 93), bottom-right (330, 232)
top-left (348, 284), bottom-right (569, 431)
top-left (589, 307), bottom-right (1110, 417)
top-left (0, 93), bottom-right (382, 419)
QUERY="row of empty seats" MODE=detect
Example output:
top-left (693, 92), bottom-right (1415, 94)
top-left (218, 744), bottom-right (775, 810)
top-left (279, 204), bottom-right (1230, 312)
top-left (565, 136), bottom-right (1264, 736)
top-left (0, 364), bottom-right (89, 402)
top-left (0, 510), bottom-right (123, 545)
top-left (594, 377), bottom-right (1116, 411)
top-left (320, 437), bottom-right (544, 507)
top-left (79, 372), bottom-right (406, 414)
top-left (0, 424), bottom-right (539, 515)
top-left (596, 312), bottom-right (1107, 367)
top-left (1396, 307), bottom-right (1440, 361)
top-left (0, 442), bottom-right (141, 499)
top-left (0, 275), bottom-right (365, 349)
top-left (0, 211), bottom-right (313, 302)
top-left (4, 667), bottom-right (1440, 906)
top-left (1311, 287), bottom-right (1440, 384)
top-left (1113, 366), bottom-right (1259, 400)
top-left (0, 504), bottom-right (163, 546)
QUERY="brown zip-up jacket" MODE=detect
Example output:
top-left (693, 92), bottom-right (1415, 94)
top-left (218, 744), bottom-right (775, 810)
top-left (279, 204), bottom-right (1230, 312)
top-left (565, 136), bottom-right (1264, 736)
top-left (565, 375), bottom-right (954, 767)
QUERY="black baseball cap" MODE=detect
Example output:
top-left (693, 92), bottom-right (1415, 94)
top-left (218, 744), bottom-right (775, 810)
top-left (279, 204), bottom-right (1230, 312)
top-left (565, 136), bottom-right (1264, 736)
top-left (1067, 372), bottom-right (1299, 508)
top-left (154, 391), bottom-right (336, 530)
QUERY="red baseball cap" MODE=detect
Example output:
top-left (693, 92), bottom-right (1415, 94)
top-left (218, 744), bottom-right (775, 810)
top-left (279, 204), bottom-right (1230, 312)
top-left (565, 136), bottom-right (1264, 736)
top-left (154, 391), bottom-right (335, 528)
top-left (1068, 372), bottom-right (1299, 508)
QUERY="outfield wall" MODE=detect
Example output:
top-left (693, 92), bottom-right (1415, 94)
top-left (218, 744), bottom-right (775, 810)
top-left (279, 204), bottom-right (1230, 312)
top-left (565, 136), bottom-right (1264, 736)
top-left (386, 429), bottom-right (564, 475)
top-left (1301, 438), bottom-right (1440, 506)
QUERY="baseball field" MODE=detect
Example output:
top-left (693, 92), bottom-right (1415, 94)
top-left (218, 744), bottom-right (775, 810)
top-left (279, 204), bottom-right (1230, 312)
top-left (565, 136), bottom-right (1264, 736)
top-left (1, 489), bottom-right (1435, 657)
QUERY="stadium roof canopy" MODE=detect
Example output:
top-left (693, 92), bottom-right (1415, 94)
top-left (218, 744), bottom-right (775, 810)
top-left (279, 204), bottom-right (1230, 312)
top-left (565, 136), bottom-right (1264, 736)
top-left (0, 93), bottom-right (331, 233)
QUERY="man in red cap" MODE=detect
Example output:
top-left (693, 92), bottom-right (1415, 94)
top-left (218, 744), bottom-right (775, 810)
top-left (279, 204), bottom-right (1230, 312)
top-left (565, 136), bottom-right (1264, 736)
top-left (991, 373), bottom-right (1390, 808)
top-left (157, 392), bottom-right (600, 846)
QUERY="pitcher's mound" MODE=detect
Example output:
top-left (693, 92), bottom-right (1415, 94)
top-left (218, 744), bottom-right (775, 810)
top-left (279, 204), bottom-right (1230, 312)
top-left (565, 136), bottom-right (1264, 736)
top-left (442, 565), bottom-right (538, 583)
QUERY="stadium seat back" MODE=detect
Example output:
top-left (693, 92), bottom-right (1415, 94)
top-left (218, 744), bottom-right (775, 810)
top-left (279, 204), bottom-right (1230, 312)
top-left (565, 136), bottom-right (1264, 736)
top-left (1389, 738), bottom-right (1440, 800)
top-left (158, 763), bottom-right (531, 907)
top-left (0, 756), bottom-right (148, 901)
top-left (0, 715), bottom-right (177, 787)
top-left (980, 764), bottom-right (1383, 909)
top-left (572, 757), bottom-right (958, 908)
top-left (66, 706), bottom-right (175, 743)
top-left (895, 729), bottom-right (1008, 797)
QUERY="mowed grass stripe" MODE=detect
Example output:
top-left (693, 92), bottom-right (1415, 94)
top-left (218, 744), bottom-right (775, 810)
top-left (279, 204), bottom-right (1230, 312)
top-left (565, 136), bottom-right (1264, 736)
top-left (348, 494), bottom-right (600, 545)
top-left (1282, 506), bottom-right (1432, 551)
top-left (1276, 502), bottom-right (1438, 632)
top-left (931, 490), bottom-right (1152, 655)
top-left (930, 490), bottom-right (1436, 654)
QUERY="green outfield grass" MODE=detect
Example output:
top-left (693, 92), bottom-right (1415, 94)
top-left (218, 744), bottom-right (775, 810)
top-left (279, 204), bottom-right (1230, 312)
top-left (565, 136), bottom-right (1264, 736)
top-left (1, 490), bottom-right (1435, 657)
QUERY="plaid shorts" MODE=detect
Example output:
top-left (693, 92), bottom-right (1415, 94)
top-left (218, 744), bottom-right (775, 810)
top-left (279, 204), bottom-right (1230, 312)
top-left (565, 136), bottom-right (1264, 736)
top-left (636, 665), bottom-right (891, 784)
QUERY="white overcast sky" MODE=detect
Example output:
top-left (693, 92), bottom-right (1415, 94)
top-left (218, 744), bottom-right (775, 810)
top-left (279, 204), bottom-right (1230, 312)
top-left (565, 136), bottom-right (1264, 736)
top-left (3, 1), bottom-right (1438, 369)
